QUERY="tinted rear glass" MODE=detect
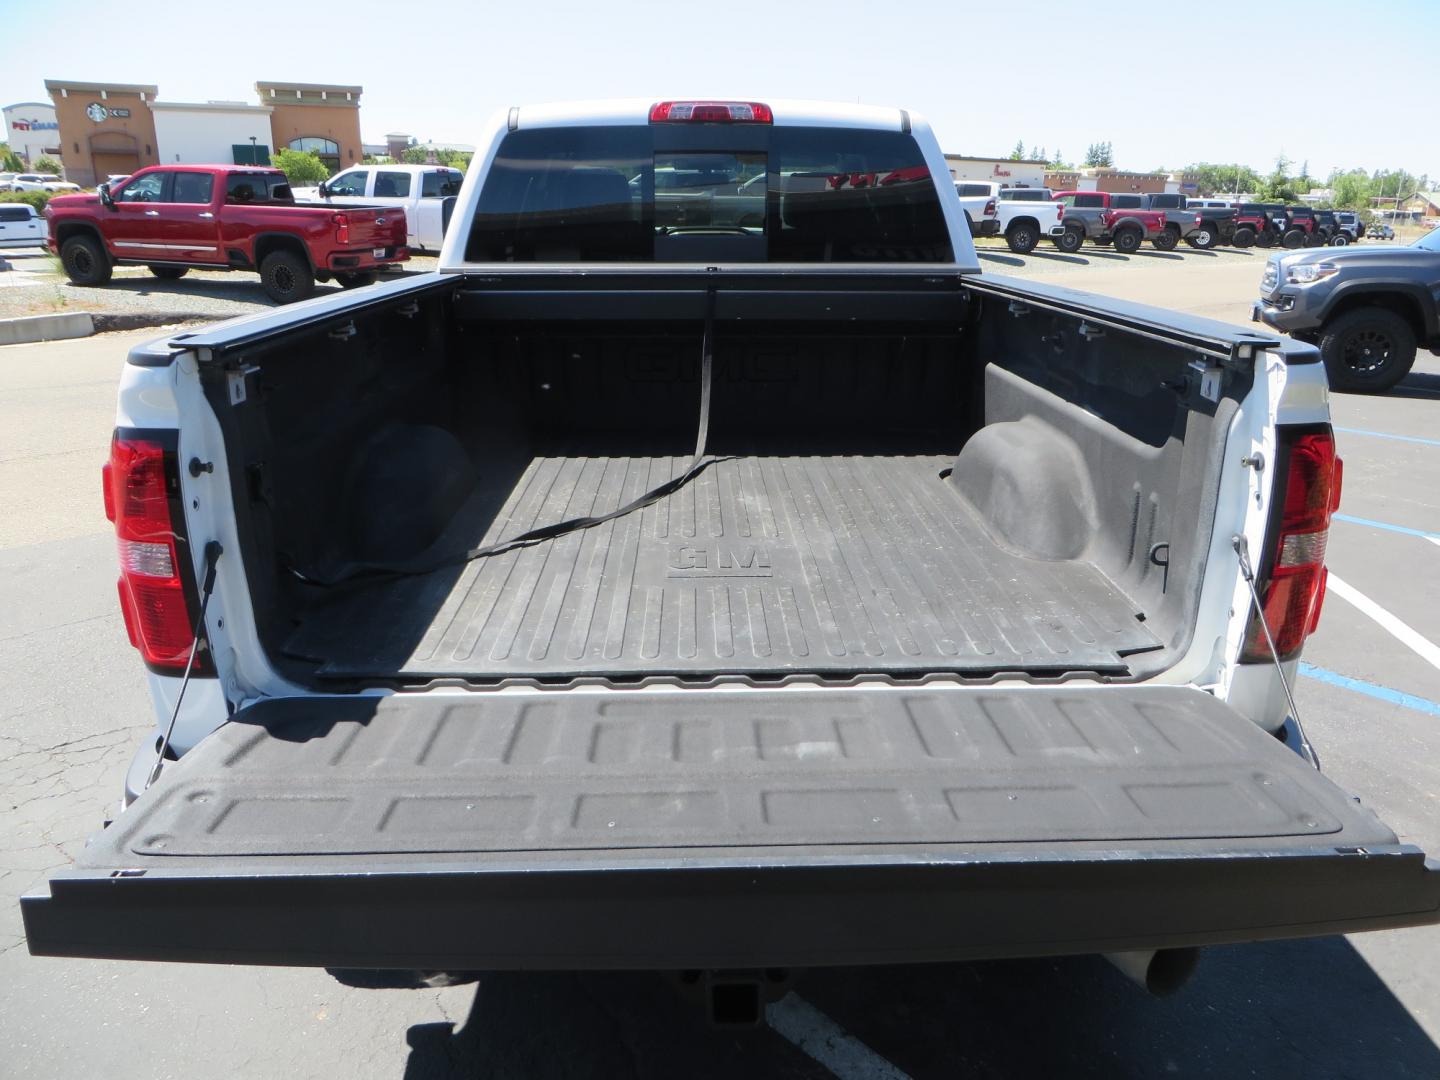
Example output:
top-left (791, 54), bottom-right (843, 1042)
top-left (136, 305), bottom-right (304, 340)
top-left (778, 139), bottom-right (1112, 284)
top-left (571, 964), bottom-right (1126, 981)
top-left (955, 183), bottom-right (992, 197)
top-left (227, 174), bottom-right (294, 204)
top-left (465, 125), bottom-right (953, 263)
top-left (421, 170), bottom-right (463, 197)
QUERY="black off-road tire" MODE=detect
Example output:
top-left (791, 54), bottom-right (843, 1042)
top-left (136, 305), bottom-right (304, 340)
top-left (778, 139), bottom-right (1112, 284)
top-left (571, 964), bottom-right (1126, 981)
top-left (1257, 230), bottom-right (1277, 248)
top-left (1329, 233), bottom-right (1350, 247)
top-left (1318, 307), bottom-right (1417, 393)
top-left (259, 249), bottom-right (315, 304)
top-left (1232, 226), bottom-right (1256, 248)
top-left (1152, 227), bottom-right (1180, 252)
top-left (60, 234), bottom-right (112, 286)
top-left (1005, 221), bottom-right (1039, 254)
top-left (149, 266), bottom-right (188, 280)
top-left (1113, 226), bottom-right (1143, 254)
top-left (1053, 226), bottom-right (1084, 253)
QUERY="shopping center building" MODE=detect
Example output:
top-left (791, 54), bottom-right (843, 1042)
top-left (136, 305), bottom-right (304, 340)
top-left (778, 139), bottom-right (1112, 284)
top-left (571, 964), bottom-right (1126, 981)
top-left (42, 79), bottom-right (364, 187)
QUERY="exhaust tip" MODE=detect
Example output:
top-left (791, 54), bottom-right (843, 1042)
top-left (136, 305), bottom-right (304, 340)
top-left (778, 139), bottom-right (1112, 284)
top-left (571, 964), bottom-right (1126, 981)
top-left (1103, 947), bottom-right (1200, 997)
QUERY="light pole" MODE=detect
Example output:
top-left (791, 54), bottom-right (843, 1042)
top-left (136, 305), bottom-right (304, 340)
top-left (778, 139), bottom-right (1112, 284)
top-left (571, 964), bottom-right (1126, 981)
top-left (249, 135), bottom-right (257, 165)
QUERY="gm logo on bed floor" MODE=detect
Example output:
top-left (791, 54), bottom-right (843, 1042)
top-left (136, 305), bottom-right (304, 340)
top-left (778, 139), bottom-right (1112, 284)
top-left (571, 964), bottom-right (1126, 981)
top-left (668, 545), bottom-right (773, 577)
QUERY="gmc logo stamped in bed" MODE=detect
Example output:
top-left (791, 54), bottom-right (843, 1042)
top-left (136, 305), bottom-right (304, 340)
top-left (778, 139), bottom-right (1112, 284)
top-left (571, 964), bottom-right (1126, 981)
top-left (667, 545), bottom-right (773, 577)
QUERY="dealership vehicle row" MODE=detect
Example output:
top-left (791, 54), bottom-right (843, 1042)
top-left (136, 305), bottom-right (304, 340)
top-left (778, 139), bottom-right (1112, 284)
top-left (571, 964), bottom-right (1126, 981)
top-left (958, 180), bottom-right (1377, 255)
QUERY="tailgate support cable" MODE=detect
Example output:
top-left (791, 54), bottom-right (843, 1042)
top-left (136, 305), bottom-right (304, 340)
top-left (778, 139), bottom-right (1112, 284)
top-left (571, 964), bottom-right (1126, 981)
top-left (146, 541), bottom-right (223, 791)
top-left (1232, 535), bottom-right (1319, 769)
top-left (293, 288), bottom-right (719, 587)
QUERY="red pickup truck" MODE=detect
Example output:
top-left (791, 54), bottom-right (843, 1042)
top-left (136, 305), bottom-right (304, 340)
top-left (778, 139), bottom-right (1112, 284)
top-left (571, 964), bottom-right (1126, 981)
top-left (1050, 191), bottom-right (1168, 253)
top-left (45, 165), bottom-right (409, 304)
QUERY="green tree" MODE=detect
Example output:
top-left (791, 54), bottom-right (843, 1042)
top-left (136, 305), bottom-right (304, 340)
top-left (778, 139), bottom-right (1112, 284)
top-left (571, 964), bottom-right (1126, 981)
top-left (1009, 140), bottom-right (1025, 161)
top-left (1328, 168), bottom-right (1374, 210)
top-left (0, 143), bottom-right (24, 171)
top-left (1185, 162), bottom-right (1262, 197)
top-left (1083, 142), bottom-right (1114, 168)
top-left (271, 148), bottom-right (330, 186)
top-left (33, 156), bottom-right (63, 176)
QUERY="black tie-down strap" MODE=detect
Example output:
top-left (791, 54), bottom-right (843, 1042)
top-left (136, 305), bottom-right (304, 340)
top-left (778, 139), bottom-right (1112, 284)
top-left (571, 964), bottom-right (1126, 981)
top-left (294, 289), bottom-right (718, 589)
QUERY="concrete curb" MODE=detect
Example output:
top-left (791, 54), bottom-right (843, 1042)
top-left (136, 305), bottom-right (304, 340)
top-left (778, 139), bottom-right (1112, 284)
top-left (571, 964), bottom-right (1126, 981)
top-left (0, 312), bottom-right (95, 346)
top-left (0, 310), bottom-right (213, 347)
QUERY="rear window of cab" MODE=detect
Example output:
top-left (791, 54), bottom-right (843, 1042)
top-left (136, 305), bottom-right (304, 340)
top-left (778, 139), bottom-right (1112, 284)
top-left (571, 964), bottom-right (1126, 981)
top-left (465, 126), bottom-right (953, 263)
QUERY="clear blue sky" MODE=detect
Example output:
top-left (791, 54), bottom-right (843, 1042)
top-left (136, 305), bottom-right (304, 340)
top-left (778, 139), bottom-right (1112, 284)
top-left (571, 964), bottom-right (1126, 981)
top-left (5, 0), bottom-right (1437, 181)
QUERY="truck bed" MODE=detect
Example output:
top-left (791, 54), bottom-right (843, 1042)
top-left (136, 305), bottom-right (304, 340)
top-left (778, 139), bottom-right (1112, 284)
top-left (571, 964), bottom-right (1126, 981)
top-left (284, 450), bottom-right (1159, 681)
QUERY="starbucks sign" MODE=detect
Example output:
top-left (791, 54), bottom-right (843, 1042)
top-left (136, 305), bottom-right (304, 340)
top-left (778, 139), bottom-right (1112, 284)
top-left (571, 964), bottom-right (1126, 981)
top-left (84, 103), bottom-right (131, 123)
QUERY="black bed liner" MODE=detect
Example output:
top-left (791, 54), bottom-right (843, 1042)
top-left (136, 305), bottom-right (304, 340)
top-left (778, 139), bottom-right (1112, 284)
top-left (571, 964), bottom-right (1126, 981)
top-left (23, 686), bottom-right (1439, 968)
top-left (284, 454), bottom-right (1159, 681)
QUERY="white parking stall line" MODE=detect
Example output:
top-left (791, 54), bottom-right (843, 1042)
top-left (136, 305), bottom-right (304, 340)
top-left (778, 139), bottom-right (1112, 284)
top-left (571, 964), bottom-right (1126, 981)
top-left (1327, 573), bottom-right (1440, 673)
top-left (766, 994), bottom-right (914, 1080)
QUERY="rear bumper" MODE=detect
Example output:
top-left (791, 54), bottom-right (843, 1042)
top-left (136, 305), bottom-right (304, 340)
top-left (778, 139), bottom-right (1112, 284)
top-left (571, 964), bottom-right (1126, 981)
top-left (326, 246), bottom-right (409, 271)
top-left (972, 219), bottom-right (1001, 238)
top-left (23, 846), bottom-right (1440, 970)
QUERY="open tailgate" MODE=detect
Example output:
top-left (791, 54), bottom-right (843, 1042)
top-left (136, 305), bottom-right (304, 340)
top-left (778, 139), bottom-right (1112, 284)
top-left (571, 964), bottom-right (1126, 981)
top-left (23, 686), bottom-right (1439, 969)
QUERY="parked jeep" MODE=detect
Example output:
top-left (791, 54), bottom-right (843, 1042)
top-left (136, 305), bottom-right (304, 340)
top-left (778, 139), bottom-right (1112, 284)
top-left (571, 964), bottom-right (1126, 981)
top-left (1253, 227), bottom-right (1440, 391)
top-left (1334, 211), bottom-right (1365, 244)
top-left (1232, 203), bottom-right (1289, 248)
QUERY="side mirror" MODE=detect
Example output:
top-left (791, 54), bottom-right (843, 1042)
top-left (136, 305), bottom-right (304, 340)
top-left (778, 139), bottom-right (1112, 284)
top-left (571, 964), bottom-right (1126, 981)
top-left (317, 181), bottom-right (330, 199)
top-left (98, 182), bottom-right (115, 210)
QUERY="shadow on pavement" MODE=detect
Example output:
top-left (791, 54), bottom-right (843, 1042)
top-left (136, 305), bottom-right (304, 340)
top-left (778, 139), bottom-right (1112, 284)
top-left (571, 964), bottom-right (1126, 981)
top-left (401, 971), bottom-right (826, 1079)
top-left (1024, 249), bottom-right (1089, 266)
top-left (401, 937), bottom-right (1438, 1079)
top-left (1388, 370), bottom-right (1440, 400)
top-left (977, 251), bottom-right (1026, 267)
top-left (1130, 249), bottom-right (1186, 261)
top-left (1079, 248), bottom-right (1129, 261)
top-left (78, 277), bottom-right (342, 305)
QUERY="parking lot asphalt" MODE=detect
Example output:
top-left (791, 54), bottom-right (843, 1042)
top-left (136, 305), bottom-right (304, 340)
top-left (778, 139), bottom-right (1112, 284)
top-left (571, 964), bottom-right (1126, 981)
top-left (2, 254), bottom-right (1439, 1079)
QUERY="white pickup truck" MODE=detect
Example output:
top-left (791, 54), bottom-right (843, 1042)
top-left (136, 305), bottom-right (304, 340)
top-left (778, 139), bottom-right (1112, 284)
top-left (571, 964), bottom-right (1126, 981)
top-left (23, 97), bottom-right (1438, 1020)
top-left (956, 180), bottom-right (1068, 254)
top-left (294, 163), bottom-right (463, 253)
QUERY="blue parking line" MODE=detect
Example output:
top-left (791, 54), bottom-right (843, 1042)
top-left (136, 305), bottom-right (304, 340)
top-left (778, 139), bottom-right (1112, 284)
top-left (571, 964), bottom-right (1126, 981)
top-left (1332, 513), bottom-right (1440, 541)
top-left (1334, 426), bottom-right (1440, 448)
top-left (1299, 663), bottom-right (1440, 717)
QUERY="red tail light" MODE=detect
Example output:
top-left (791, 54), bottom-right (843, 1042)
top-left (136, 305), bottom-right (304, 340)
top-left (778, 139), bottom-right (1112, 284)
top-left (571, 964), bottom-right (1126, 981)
top-left (104, 434), bottom-right (204, 672)
top-left (983, 198), bottom-right (997, 218)
top-left (1240, 428), bottom-right (1342, 663)
top-left (333, 212), bottom-right (350, 245)
top-left (650, 101), bottom-right (773, 124)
